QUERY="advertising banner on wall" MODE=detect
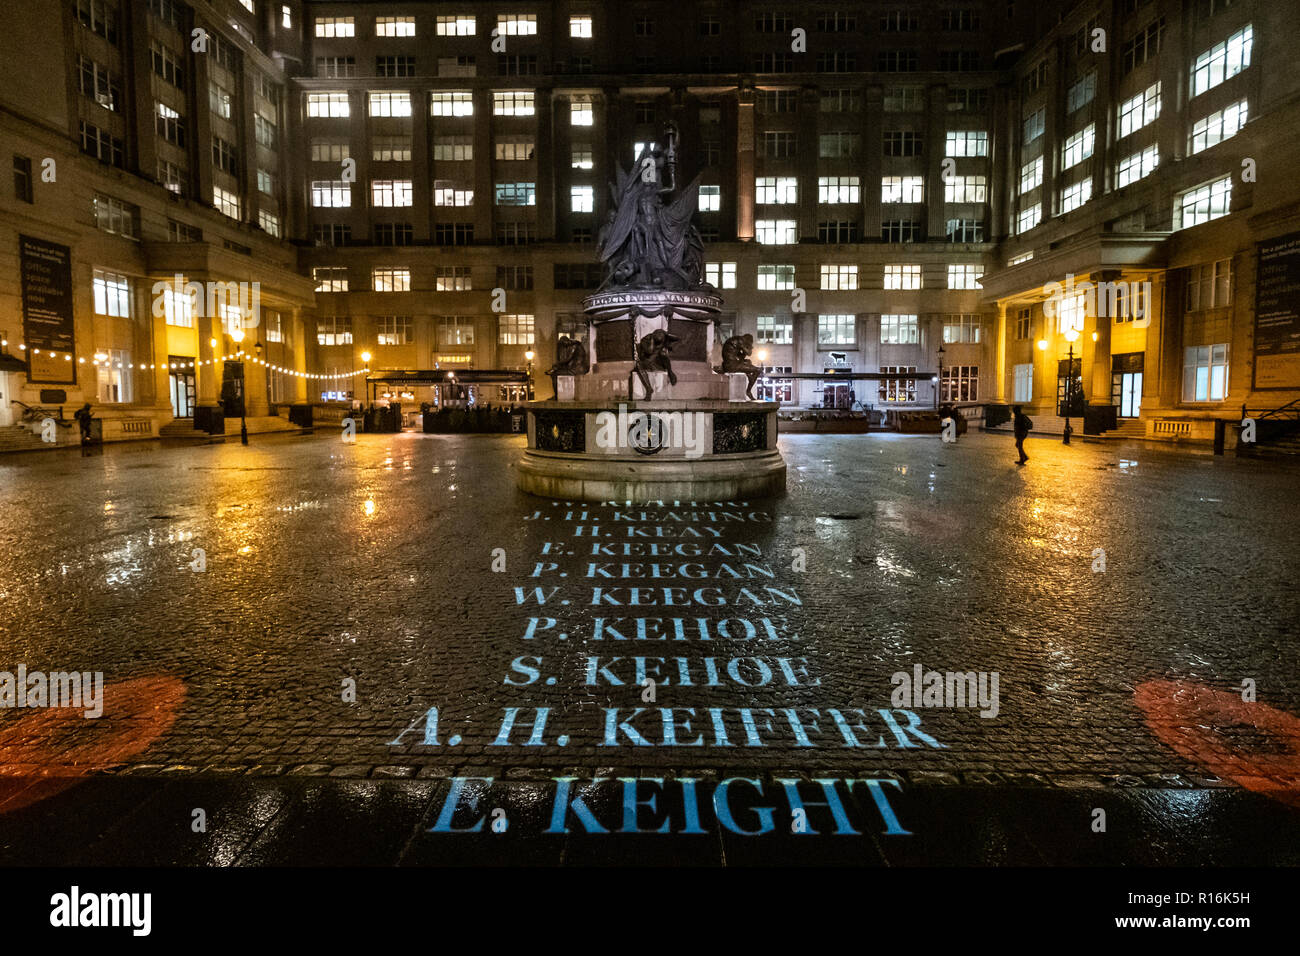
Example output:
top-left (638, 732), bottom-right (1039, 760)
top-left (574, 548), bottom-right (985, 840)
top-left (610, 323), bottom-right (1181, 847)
top-left (18, 234), bottom-right (75, 384)
top-left (1253, 230), bottom-right (1300, 390)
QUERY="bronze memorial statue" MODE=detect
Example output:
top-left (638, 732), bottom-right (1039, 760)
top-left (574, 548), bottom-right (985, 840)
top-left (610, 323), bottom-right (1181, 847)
top-left (596, 123), bottom-right (709, 293)
top-left (631, 329), bottom-right (679, 400)
top-left (546, 335), bottom-right (589, 394)
top-left (715, 333), bottom-right (761, 400)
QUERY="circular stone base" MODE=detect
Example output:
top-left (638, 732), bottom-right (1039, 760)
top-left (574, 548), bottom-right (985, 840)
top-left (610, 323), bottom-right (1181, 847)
top-left (517, 448), bottom-right (786, 502)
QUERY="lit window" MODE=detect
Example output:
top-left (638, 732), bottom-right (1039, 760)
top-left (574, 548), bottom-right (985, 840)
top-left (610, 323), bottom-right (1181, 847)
top-left (372, 268), bottom-right (411, 292)
top-left (314, 17), bottom-right (354, 38)
top-left (93, 269), bottom-right (131, 317)
top-left (431, 92), bottom-right (474, 117)
top-left (945, 130), bottom-right (988, 157)
top-left (368, 91), bottom-right (411, 117)
top-left (1117, 83), bottom-right (1161, 138)
top-left (571, 186), bottom-right (594, 213)
top-left (1190, 99), bottom-right (1248, 154)
top-left (570, 96), bottom-right (594, 126)
top-left (496, 14), bottom-right (537, 35)
top-left (756, 316), bottom-right (793, 345)
top-left (375, 16), bottom-right (415, 37)
top-left (313, 268), bottom-right (348, 292)
top-left (1020, 157), bottom-right (1043, 195)
top-left (495, 182), bottom-right (536, 206)
top-left (881, 176), bottom-right (924, 203)
top-left (944, 176), bottom-right (986, 204)
top-left (947, 265), bottom-right (983, 290)
top-left (498, 313), bottom-right (535, 345)
top-left (371, 180), bottom-right (413, 207)
top-left (433, 182), bottom-right (473, 207)
top-left (1060, 179), bottom-right (1093, 213)
top-left (1061, 124), bottom-right (1095, 170)
top-left (159, 286), bottom-right (194, 327)
top-left (436, 15), bottom-right (476, 36)
top-left (495, 139), bottom-right (533, 161)
top-left (311, 180), bottom-right (351, 208)
top-left (96, 348), bottom-right (132, 403)
top-left (884, 264), bottom-right (921, 290)
top-left (818, 176), bottom-right (860, 204)
top-left (212, 186), bottom-right (240, 219)
top-left (880, 314), bottom-right (918, 344)
top-left (699, 185), bottom-right (721, 212)
top-left (820, 265), bottom-right (858, 291)
top-left (1116, 146), bottom-right (1159, 187)
top-left (705, 262), bottom-right (736, 289)
top-left (756, 220), bottom-right (797, 245)
top-left (1176, 177), bottom-right (1232, 229)
top-left (570, 16), bottom-right (593, 38)
top-left (493, 91), bottom-right (535, 116)
top-left (757, 265), bottom-right (796, 290)
top-left (943, 314), bottom-right (981, 343)
top-left (1018, 203), bottom-right (1041, 234)
top-left (316, 316), bottom-right (352, 345)
top-left (756, 177), bottom-right (798, 204)
top-left (1191, 24), bottom-right (1253, 98)
top-left (1182, 344), bottom-right (1229, 402)
top-left (307, 92), bottom-right (349, 117)
top-left (818, 314), bottom-right (856, 345)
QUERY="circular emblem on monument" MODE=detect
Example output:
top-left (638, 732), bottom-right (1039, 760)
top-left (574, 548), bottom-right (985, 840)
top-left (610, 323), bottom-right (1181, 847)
top-left (628, 413), bottom-right (667, 455)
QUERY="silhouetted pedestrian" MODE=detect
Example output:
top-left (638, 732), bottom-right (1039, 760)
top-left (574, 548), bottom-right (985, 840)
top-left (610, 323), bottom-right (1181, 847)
top-left (1012, 405), bottom-right (1033, 465)
top-left (73, 403), bottom-right (94, 445)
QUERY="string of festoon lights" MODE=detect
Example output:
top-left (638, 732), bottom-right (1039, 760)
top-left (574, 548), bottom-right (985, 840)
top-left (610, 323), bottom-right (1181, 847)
top-left (0, 337), bottom-right (369, 381)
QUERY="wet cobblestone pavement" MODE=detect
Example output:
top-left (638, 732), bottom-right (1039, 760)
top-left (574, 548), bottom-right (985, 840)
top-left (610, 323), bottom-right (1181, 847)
top-left (1, 429), bottom-right (1299, 863)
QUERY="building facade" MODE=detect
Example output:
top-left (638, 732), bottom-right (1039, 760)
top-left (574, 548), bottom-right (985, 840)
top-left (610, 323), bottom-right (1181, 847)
top-left (983, 0), bottom-right (1300, 440)
top-left (1, 0), bottom-right (1297, 441)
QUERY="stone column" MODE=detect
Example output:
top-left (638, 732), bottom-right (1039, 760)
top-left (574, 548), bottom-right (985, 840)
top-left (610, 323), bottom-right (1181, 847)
top-left (735, 85), bottom-right (755, 242)
top-left (995, 303), bottom-right (1008, 402)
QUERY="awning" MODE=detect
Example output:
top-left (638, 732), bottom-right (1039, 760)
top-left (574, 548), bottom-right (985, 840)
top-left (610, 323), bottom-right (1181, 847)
top-left (0, 353), bottom-right (28, 373)
top-left (365, 369), bottom-right (529, 386)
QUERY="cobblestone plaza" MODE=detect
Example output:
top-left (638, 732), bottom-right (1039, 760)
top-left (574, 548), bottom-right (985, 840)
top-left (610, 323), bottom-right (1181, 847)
top-left (1, 430), bottom-right (1298, 867)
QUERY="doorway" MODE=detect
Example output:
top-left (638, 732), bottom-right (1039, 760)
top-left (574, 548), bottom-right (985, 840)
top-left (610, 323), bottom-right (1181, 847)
top-left (823, 381), bottom-right (851, 409)
top-left (1111, 353), bottom-right (1144, 419)
top-left (1055, 358), bottom-right (1084, 417)
top-left (169, 356), bottom-right (196, 418)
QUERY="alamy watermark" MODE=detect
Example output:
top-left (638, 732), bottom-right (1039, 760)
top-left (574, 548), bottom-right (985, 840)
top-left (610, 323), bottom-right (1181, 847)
top-left (891, 665), bottom-right (1000, 718)
top-left (150, 274), bottom-right (261, 331)
top-left (593, 404), bottom-right (708, 459)
top-left (1042, 273), bottom-right (1152, 328)
top-left (0, 665), bottom-right (103, 717)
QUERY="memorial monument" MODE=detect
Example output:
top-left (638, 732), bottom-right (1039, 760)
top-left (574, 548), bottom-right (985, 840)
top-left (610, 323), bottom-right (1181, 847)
top-left (517, 124), bottom-right (787, 501)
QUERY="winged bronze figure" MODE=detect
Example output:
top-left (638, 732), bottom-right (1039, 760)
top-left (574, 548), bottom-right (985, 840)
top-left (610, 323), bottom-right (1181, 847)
top-left (596, 128), bottom-right (711, 293)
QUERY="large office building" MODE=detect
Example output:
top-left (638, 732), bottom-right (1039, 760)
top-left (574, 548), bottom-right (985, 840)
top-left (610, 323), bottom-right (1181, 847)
top-left (1, 0), bottom-right (1297, 442)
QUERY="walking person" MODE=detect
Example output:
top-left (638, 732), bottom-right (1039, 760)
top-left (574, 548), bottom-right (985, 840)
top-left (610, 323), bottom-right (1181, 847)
top-left (73, 402), bottom-right (94, 446)
top-left (1012, 405), bottom-right (1033, 465)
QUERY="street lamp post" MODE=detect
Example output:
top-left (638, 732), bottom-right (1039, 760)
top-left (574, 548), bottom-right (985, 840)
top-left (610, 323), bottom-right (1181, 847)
top-left (230, 327), bottom-right (248, 445)
top-left (1062, 327), bottom-right (1079, 445)
top-left (360, 351), bottom-right (371, 405)
top-left (524, 349), bottom-right (535, 401)
top-left (755, 348), bottom-right (769, 401)
top-left (935, 343), bottom-right (946, 411)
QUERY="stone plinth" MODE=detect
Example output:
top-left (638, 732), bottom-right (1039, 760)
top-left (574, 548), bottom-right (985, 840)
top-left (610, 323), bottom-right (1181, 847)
top-left (519, 399), bottom-right (785, 501)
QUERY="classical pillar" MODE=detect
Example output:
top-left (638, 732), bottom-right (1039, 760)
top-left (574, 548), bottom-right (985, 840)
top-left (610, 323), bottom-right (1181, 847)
top-left (197, 312), bottom-right (218, 403)
top-left (735, 85), bottom-right (755, 242)
top-left (995, 303), bottom-right (1008, 402)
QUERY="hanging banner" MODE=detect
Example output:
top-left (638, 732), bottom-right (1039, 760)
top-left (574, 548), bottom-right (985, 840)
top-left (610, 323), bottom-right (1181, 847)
top-left (1253, 230), bottom-right (1300, 390)
top-left (19, 235), bottom-right (75, 384)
